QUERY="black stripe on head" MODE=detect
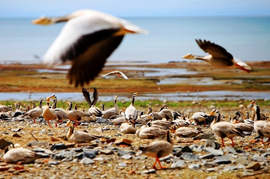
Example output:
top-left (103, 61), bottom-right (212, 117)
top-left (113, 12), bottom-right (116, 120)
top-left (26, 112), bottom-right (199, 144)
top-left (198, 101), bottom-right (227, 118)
top-left (63, 29), bottom-right (124, 87)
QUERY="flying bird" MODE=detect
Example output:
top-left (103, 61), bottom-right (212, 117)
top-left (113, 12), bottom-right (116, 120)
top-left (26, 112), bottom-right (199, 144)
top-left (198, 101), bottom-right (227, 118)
top-left (33, 10), bottom-right (145, 87)
top-left (102, 71), bottom-right (128, 80)
top-left (182, 39), bottom-right (252, 72)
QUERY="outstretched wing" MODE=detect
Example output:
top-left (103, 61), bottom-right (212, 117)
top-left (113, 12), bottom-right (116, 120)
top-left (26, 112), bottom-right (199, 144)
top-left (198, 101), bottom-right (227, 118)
top-left (195, 39), bottom-right (233, 60)
top-left (82, 88), bottom-right (92, 106)
top-left (91, 88), bottom-right (99, 106)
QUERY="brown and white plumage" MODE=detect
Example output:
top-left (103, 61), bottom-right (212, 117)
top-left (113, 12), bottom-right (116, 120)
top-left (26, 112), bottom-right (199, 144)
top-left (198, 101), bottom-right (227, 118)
top-left (42, 95), bottom-right (58, 127)
top-left (174, 127), bottom-right (201, 138)
top-left (3, 147), bottom-right (36, 164)
top-left (139, 131), bottom-right (173, 169)
top-left (102, 96), bottom-right (119, 119)
top-left (125, 93), bottom-right (138, 123)
top-left (182, 39), bottom-right (252, 72)
top-left (33, 9), bottom-right (145, 87)
top-left (136, 124), bottom-right (167, 139)
top-left (82, 88), bottom-right (102, 117)
top-left (191, 109), bottom-right (216, 126)
top-left (119, 122), bottom-right (136, 134)
top-left (253, 104), bottom-right (270, 143)
top-left (0, 105), bottom-right (12, 112)
top-left (24, 99), bottom-right (43, 123)
top-left (210, 111), bottom-right (244, 147)
top-left (66, 121), bottom-right (99, 143)
top-left (66, 102), bottom-right (89, 126)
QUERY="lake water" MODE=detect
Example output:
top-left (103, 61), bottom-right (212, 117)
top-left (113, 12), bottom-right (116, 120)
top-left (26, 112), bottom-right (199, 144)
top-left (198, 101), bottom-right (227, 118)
top-left (0, 17), bottom-right (270, 64)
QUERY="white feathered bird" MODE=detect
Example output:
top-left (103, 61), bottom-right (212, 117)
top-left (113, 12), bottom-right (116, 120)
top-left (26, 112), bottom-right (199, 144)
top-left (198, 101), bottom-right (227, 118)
top-left (33, 9), bottom-right (145, 87)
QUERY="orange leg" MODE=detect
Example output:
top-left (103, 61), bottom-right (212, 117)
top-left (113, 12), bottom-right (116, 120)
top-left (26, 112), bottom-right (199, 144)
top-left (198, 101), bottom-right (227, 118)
top-left (47, 120), bottom-right (52, 128)
top-left (55, 121), bottom-right (58, 127)
top-left (33, 118), bottom-right (36, 123)
top-left (157, 157), bottom-right (166, 169)
top-left (221, 138), bottom-right (225, 148)
top-left (230, 137), bottom-right (235, 147)
top-left (152, 158), bottom-right (158, 169)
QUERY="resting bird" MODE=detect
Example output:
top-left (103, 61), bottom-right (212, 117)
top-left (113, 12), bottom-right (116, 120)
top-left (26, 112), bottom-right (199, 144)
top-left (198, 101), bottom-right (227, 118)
top-left (182, 39), bottom-right (252, 72)
top-left (33, 9), bottom-right (145, 87)
top-left (3, 147), bottom-right (36, 164)
top-left (66, 120), bottom-right (100, 143)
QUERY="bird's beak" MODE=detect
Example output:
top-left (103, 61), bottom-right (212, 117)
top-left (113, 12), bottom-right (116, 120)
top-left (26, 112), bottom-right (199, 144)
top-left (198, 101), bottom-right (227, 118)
top-left (32, 17), bottom-right (54, 25)
top-left (182, 53), bottom-right (194, 60)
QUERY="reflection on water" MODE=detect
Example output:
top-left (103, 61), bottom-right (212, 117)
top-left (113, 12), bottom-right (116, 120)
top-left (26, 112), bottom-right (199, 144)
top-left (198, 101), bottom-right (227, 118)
top-left (0, 91), bottom-right (269, 101)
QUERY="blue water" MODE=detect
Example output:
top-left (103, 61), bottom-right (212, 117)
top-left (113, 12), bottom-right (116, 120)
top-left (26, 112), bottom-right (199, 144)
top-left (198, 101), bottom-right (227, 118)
top-left (0, 17), bottom-right (270, 63)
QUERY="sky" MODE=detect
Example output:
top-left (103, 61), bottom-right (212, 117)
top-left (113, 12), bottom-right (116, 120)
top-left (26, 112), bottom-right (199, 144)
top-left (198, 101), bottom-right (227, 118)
top-left (0, 0), bottom-right (270, 18)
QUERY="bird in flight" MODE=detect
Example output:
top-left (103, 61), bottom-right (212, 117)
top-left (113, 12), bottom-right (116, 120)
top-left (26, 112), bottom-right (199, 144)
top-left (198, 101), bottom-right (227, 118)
top-left (33, 9), bottom-right (145, 87)
top-left (182, 39), bottom-right (252, 72)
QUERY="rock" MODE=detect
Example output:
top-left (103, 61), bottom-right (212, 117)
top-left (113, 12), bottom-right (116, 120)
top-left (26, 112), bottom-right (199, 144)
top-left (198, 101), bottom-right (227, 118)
top-left (159, 155), bottom-right (172, 162)
top-left (223, 164), bottom-right (244, 172)
top-left (121, 154), bottom-right (132, 160)
top-left (115, 139), bottom-right (133, 147)
top-left (119, 162), bottom-right (127, 167)
top-left (36, 152), bottom-right (50, 158)
top-left (200, 154), bottom-right (215, 159)
top-left (50, 143), bottom-right (68, 150)
top-left (48, 161), bottom-right (59, 165)
top-left (188, 164), bottom-right (200, 170)
top-left (181, 146), bottom-right (193, 153)
top-left (252, 154), bottom-right (264, 162)
top-left (83, 150), bottom-right (98, 159)
top-left (206, 168), bottom-right (218, 172)
top-left (214, 156), bottom-right (231, 165)
top-left (80, 158), bottom-right (94, 165)
top-left (171, 160), bottom-right (185, 168)
top-left (142, 169), bottom-right (156, 174)
top-left (181, 153), bottom-right (198, 161)
top-left (11, 128), bottom-right (22, 132)
top-left (204, 147), bottom-right (223, 156)
top-left (53, 151), bottom-right (74, 160)
top-left (224, 146), bottom-right (237, 154)
top-left (117, 150), bottom-right (135, 157)
top-left (246, 162), bottom-right (261, 171)
top-left (96, 117), bottom-right (112, 124)
top-left (12, 133), bottom-right (21, 137)
top-left (0, 138), bottom-right (13, 149)
top-left (190, 144), bottom-right (203, 152)
top-left (100, 149), bottom-right (113, 155)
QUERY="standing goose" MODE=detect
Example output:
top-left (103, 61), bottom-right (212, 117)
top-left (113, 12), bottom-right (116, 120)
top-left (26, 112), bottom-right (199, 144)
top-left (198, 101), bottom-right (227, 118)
top-left (125, 93), bottom-right (138, 124)
top-left (253, 104), bottom-right (270, 144)
top-left (51, 98), bottom-right (69, 123)
top-left (182, 39), bottom-right (252, 72)
top-left (66, 102), bottom-right (90, 126)
top-left (42, 95), bottom-right (58, 127)
top-left (102, 96), bottom-right (119, 119)
top-left (24, 99), bottom-right (43, 123)
top-left (82, 88), bottom-right (102, 117)
top-left (139, 131), bottom-right (173, 169)
top-left (33, 9), bottom-right (145, 87)
top-left (210, 111), bottom-right (245, 147)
